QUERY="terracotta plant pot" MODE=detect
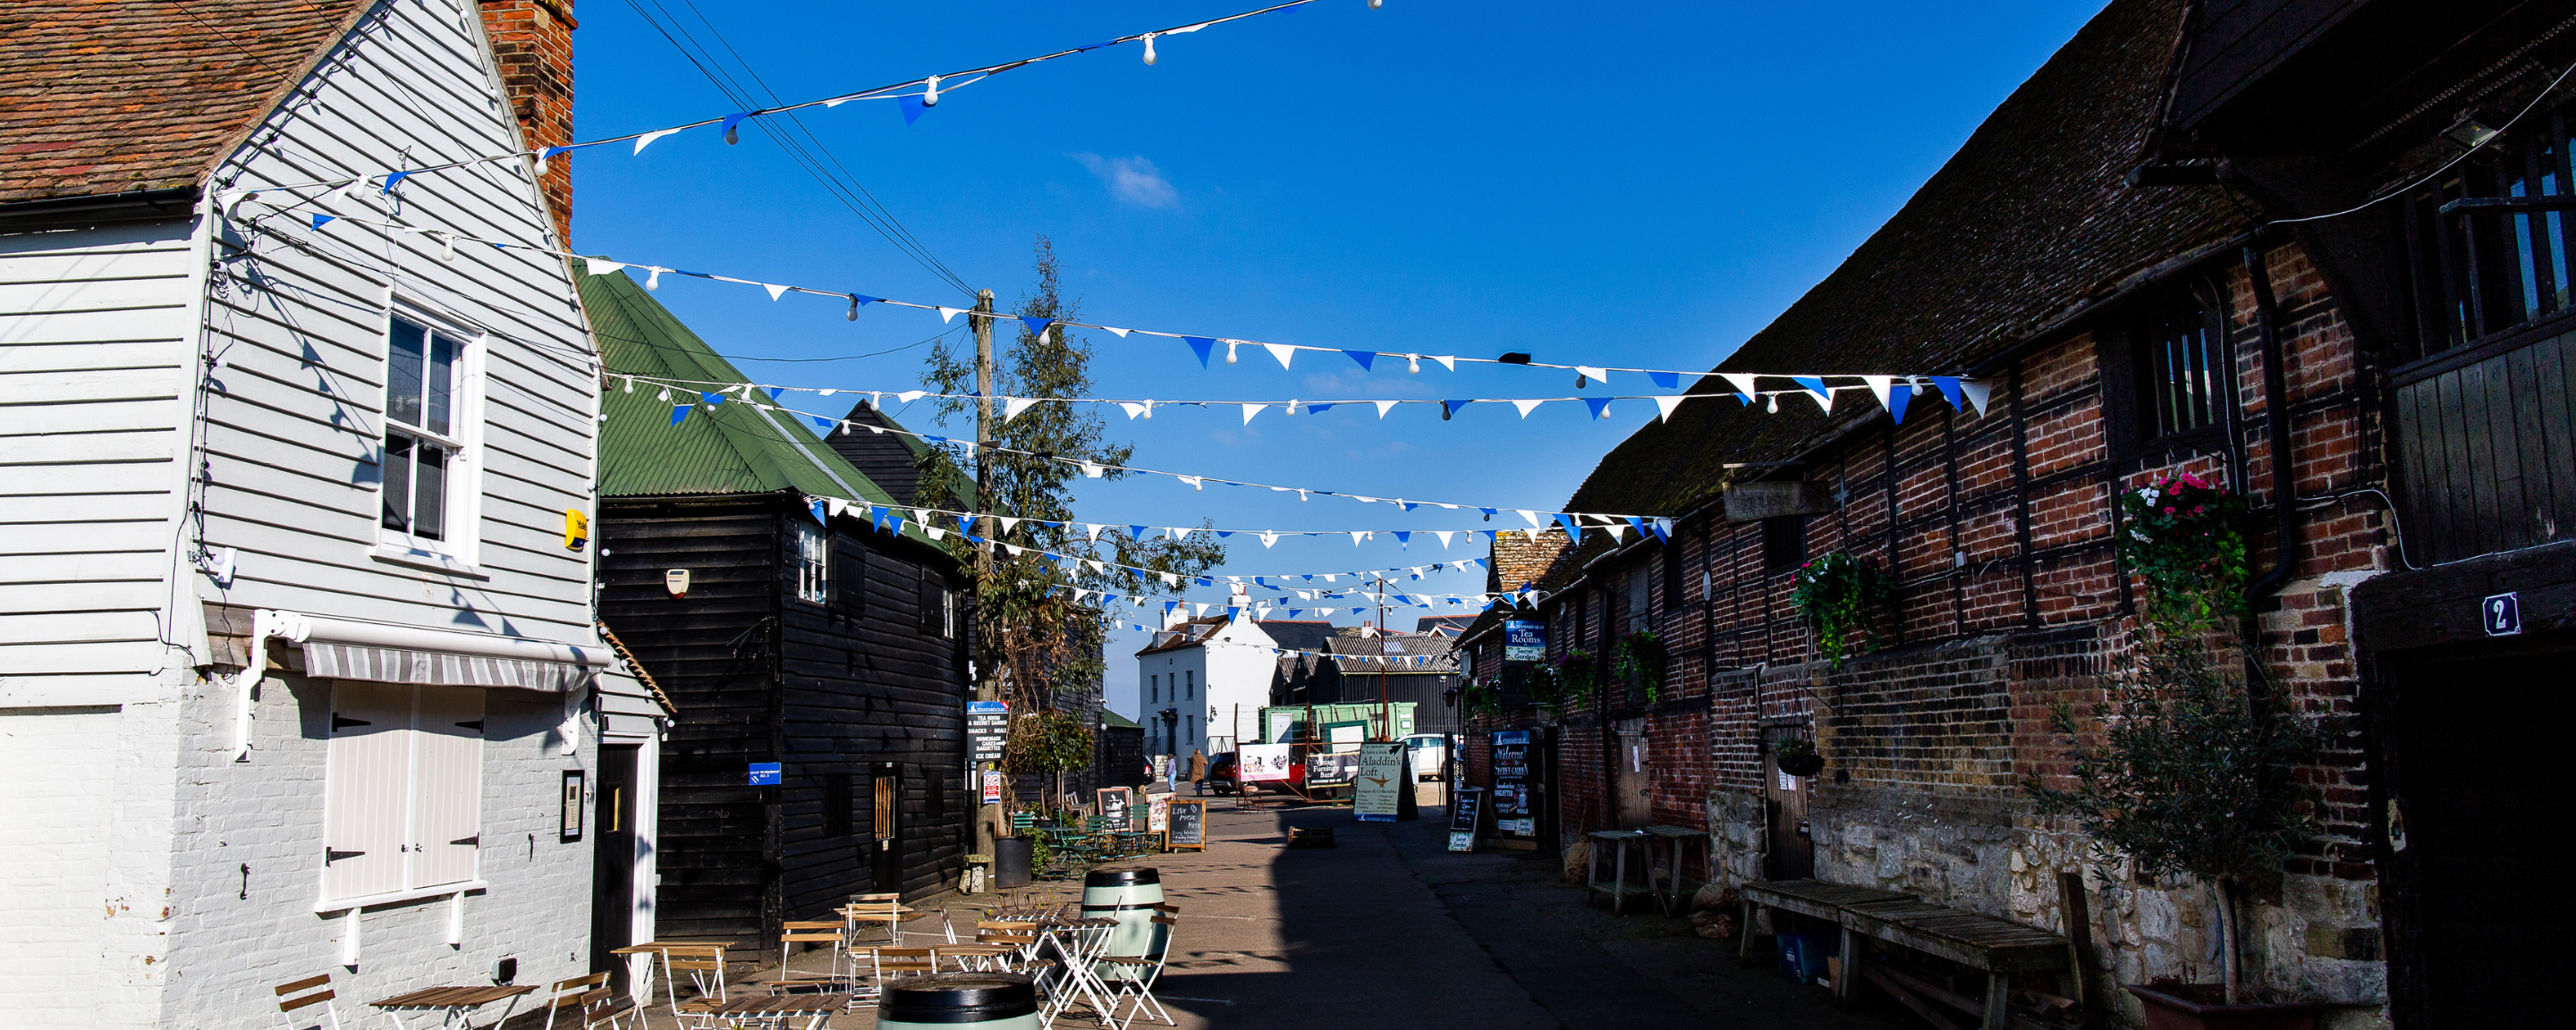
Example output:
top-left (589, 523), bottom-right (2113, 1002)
top-left (2126, 984), bottom-right (2334, 1030)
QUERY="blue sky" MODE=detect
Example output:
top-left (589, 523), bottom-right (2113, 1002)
top-left (569, 0), bottom-right (2109, 722)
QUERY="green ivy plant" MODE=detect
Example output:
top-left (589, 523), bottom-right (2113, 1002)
top-left (1521, 663), bottom-right (1563, 706)
top-left (1613, 630), bottom-right (1667, 704)
top-left (1548, 648), bottom-right (1597, 706)
top-left (1790, 553), bottom-right (1896, 667)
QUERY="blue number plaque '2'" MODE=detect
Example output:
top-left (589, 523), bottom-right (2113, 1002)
top-left (2483, 593), bottom-right (2521, 637)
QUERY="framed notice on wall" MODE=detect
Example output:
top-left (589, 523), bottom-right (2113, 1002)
top-left (560, 769), bottom-right (585, 841)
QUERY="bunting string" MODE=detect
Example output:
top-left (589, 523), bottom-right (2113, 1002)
top-left (613, 370), bottom-right (1993, 427)
top-left (233, 197), bottom-right (1988, 400)
top-left (665, 379), bottom-right (1680, 529)
top-left (227, 1), bottom-right (1336, 198)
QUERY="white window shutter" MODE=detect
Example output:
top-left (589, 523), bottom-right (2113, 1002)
top-left (323, 683), bottom-right (412, 901)
top-left (408, 686), bottom-right (484, 890)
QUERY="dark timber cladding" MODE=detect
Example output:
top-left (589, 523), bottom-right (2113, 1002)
top-left (597, 494), bottom-right (970, 950)
top-left (579, 258), bottom-right (971, 955)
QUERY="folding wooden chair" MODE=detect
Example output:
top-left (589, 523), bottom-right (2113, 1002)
top-left (1099, 907), bottom-right (1182, 1029)
top-left (659, 945), bottom-right (729, 1028)
top-left (273, 974), bottom-right (344, 1030)
top-left (760, 922), bottom-right (849, 994)
top-left (540, 972), bottom-right (627, 1030)
top-left (865, 946), bottom-right (940, 1000)
top-left (977, 920), bottom-right (1044, 966)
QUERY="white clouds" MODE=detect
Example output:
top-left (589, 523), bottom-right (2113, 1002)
top-left (1072, 152), bottom-right (1179, 208)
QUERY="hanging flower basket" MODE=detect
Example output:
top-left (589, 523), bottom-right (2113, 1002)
top-left (1775, 738), bottom-right (1826, 777)
top-left (1791, 553), bottom-right (1895, 667)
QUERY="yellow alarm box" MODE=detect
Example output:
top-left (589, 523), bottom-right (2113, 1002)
top-left (564, 509), bottom-right (589, 551)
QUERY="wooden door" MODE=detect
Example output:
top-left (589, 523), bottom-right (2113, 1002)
top-left (2387, 650), bottom-right (2570, 1026)
top-left (871, 763), bottom-right (902, 895)
top-left (1613, 717), bottom-right (1650, 829)
top-left (1763, 727), bottom-right (1813, 879)
top-left (591, 745), bottom-right (640, 991)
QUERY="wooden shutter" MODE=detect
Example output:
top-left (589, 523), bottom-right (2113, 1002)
top-left (323, 682), bottom-right (412, 900)
top-left (408, 686), bottom-right (484, 889)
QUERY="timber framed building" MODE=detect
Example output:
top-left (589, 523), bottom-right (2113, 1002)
top-left (1457, 1), bottom-right (2574, 1026)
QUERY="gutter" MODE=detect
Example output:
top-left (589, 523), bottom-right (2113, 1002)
top-left (2241, 244), bottom-right (2301, 598)
top-left (0, 185), bottom-right (201, 232)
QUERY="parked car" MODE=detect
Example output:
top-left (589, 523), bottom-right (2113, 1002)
top-left (1203, 751), bottom-right (1241, 794)
top-left (1402, 734), bottom-right (1449, 781)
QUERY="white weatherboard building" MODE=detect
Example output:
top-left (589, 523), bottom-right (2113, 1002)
top-left (1134, 605), bottom-right (1277, 761)
top-left (0, 4), bottom-right (662, 1027)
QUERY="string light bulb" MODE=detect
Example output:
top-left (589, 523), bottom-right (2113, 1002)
top-left (436, 232), bottom-right (456, 262)
top-left (846, 295), bottom-right (860, 321)
top-left (1141, 33), bottom-right (1159, 65)
top-left (644, 267), bottom-right (662, 291)
top-left (1575, 373), bottom-right (1589, 389)
top-left (923, 75), bottom-right (942, 106)
top-left (1224, 341), bottom-right (1239, 364)
top-left (1766, 393), bottom-right (1780, 413)
top-left (622, 377), bottom-right (632, 393)
top-left (1370, 0), bottom-right (1383, 7)
top-left (1406, 354), bottom-right (1420, 374)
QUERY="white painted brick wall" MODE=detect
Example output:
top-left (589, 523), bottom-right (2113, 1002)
top-left (157, 673), bottom-right (594, 1030)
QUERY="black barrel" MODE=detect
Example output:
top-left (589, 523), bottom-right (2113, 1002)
top-left (994, 837), bottom-right (1032, 890)
top-left (879, 973), bottom-right (1039, 1028)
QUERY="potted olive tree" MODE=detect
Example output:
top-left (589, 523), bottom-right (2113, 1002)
top-left (2025, 475), bottom-right (2325, 1028)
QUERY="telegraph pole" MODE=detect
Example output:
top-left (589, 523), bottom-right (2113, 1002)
top-left (1376, 573), bottom-right (1393, 741)
top-left (970, 289), bottom-right (999, 868)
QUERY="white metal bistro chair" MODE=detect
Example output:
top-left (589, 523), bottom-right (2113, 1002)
top-left (1038, 918), bottom-right (1121, 1028)
top-left (540, 972), bottom-right (629, 1030)
top-left (659, 945), bottom-right (729, 1028)
top-left (273, 973), bottom-right (345, 1030)
top-left (1097, 906), bottom-right (1181, 1029)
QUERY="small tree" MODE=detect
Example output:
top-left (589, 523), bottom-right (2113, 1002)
top-left (919, 237), bottom-right (1224, 748)
top-left (1004, 708), bottom-right (1096, 816)
top-left (2025, 474), bottom-right (2318, 1002)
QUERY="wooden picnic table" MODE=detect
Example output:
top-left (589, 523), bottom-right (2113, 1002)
top-left (1584, 830), bottom-right (1654, 915)
top-left (369, 984), bottom-right (537, 1029)
top-left (1640, 825), bottom-right (1707, 915)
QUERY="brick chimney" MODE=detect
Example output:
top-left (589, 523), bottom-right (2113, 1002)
top-left (479, 0), bottom-right (576, 245)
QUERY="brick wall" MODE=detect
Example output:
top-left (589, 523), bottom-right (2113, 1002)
top-left (157, 673), bottom-right (597, 1029)
top-left (479, 0), bottom-right (576, 244)
top-left (1504, 239), bottom-right (2394, 1016)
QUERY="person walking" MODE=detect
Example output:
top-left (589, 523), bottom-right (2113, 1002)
top-left (1190, 748), bottom-right (1209, 796)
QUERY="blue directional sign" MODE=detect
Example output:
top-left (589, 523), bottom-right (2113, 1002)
top-left (748, 762), bottom-right (782, 786)
top-left (2483, 592), bottom-right (2521, 637)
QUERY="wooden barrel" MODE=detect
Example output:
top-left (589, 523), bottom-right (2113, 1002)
top-left (878, 973), bottom-right (1039, 1029)
top-left (1080, 867), bottom-right (1166, 982)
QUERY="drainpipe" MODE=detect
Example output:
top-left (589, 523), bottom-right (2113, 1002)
top-left (2242, 244), bottom-right (2300, 599)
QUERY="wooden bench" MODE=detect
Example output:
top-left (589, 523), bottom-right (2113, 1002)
top-left (1840, 899), bottom-right (2082, 1029)
top-left (1736, 880), bottom-right (2080, 1030)
top-left (1736, 879), bottom-right (1915, 967)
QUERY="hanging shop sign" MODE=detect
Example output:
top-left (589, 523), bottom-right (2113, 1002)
top-left (967, 701), bottom-right (1010, 761)
top-left (1503, 621), bottom-right (1546, 662)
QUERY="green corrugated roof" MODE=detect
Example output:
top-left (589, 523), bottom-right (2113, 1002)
top-left (1100, 709), bottom-right (1141, 730)
top-left (580, 258), bottom-right (898, 510)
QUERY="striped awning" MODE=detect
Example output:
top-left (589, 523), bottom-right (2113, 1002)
top-left (255, 610), bottom-right (614, 693)
top-left (302, 641), bottom-right (598, 692)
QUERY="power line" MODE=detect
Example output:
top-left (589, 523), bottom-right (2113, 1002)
top-left (623, 0), bottom-right (975, 296)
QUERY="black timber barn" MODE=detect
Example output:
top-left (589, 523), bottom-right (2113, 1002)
top-left (580, 262), bottom-right (971, 956)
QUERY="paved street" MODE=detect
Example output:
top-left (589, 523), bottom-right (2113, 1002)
top-left (641, 798), bottom-right (1912, 1029)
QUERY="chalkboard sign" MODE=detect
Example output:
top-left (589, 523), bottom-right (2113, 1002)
top-left (1097, 788), bottom-right (1131, 831)
top-left (1449, 788), bottom-right (1484, 832)
top-left (1491, 730), bottom-right (1537, 838)
top-left (1167, 800), bottom-right (1207, 851)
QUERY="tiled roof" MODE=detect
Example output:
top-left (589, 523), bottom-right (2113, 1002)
top-left (1325, 632), bottom-right (1455, 673)
top-left (1560, 0), bottom-right (2246, 520)
top-left (1254, 619), bottom-right (1336, 654)
top-left (0, 2), bottom-right (366, 205)
top-left (1133, 616), bottom-right (1230, 656)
